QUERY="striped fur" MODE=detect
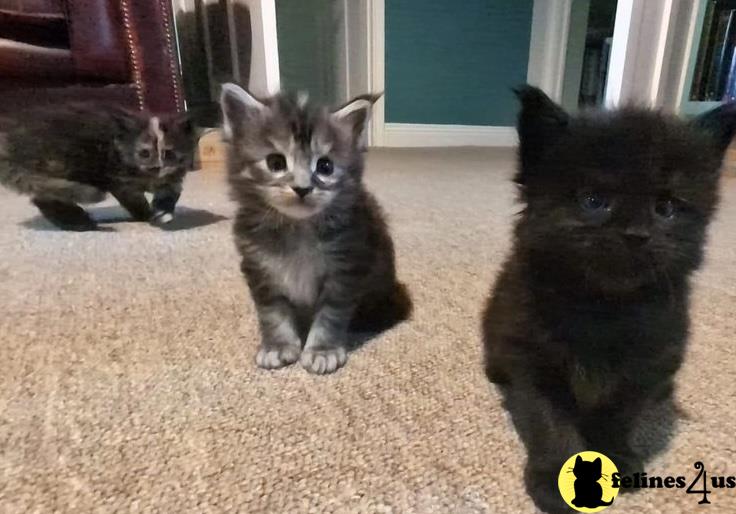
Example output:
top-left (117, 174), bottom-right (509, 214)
top-left (221, 84), bottom-right (411, 374)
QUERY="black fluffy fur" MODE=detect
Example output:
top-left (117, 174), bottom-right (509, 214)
top-left (482, 86), bottom-right (733, 513)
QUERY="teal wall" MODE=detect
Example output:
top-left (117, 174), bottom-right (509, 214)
top-left (385, 0), bottom-right (534, 126)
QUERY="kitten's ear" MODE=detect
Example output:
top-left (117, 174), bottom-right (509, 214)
top-left (593, 458), bottom-right (602, 470)
top-left (692, 102), bottom-right (736, 155)
top-left (331, 93), bottom-right (381, 141)
top-left (174, 113), bottom-right (195, 135)
top-left (513, 85), bottom-right (569, 183)
top-left (111, 109), bottom-right (146, 132)
top-left (514, 85), bottom-right (569, 129)
top-left (575, 456), bottom-right (582, 465)
top-left (220, 83), bottom-right (268, 139)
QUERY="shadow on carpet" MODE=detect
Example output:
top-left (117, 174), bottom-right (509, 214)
top-left (21, 206), bottom-right (228, 232)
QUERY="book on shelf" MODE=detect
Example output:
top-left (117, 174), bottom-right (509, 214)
top-left (690, 1), bottom-right (736, 102)
top-left (707, 9), bottom-right (736, 100)
top-left (691, 0), bottom-right (717, 101)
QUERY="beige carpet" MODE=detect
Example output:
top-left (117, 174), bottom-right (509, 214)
top-left (1, 148), bottom-right (735, 513)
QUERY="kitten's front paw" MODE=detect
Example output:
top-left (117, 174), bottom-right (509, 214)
top-left (611, 453), bottom-right (644, 495)
top-left (525, 466), bottom-right (573, 514)
top-left (152, 211), bottom-right (175, 224)
top-left (255, 344), bottom-right (301, 369)
top-left (300, 346), bottom-right (347, 375)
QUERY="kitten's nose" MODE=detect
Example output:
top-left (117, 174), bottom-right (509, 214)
top-left (292, 186), bottom-right (313, 199)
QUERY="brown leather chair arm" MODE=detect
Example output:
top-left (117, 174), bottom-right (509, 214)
top-left (64, 0), bottom-right (129, 83)
top-left (0, 39), bottom-right (74, 80)
top-left (0, 8), bottom-right (68, 47)
top-left (123, 0), bottom-right (184, 114)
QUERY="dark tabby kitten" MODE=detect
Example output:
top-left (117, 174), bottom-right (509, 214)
top-left (0, 103), bottom-right (196, 230)
top-left (482, 86), bottom-right (735, 513)
top-left (220, 83), bottom-right (411, 374)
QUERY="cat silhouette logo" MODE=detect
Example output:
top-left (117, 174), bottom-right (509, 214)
top-left (558, 451), bottom-right (619, 512)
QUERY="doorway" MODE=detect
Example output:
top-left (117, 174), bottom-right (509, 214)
top-left (172, 0), bottom-right (371, 127)
top-left (276, 0), bottom-right (369, 107)
top-left (560, 0), bottom-right (619, 111)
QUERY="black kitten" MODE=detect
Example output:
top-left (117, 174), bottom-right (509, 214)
top-left (570, 456), bottom-right (613, 509)
top-left (0, 103), bottom-right (197, 230)
top-left (482, 86), bottom-right (735, 513)
top-left (220, 84), bottom-right (412, 374)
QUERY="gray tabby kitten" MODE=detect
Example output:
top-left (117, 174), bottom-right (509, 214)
top-left (0, 103), bottom-right (196, 230)
top-left (220, 83), bottom-right (411, 374)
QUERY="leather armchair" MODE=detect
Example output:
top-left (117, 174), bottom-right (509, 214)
top-left (0, 0), bottom-right (183, 115)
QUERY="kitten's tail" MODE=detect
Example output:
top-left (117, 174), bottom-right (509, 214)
top-left (598, 499), bottom-right (614, 506)
top-left (350, 281), bottom-right (413, 333)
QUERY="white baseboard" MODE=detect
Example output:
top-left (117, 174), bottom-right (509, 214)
top-left (380, 123), bottom-right (518, 147)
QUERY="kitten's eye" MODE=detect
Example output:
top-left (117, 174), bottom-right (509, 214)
top-left (266, 153), bottom-right (287, 172)
top-left (579, 192), bottom-right (609, 212)
top-left (654, 197), bottom-right (676, 219)
top-left (163, 149), bottom-right (176, 161)
top-left (138, 149), bottom-right (151, 159)
top-left (315, 157), bottom-right (334, 176)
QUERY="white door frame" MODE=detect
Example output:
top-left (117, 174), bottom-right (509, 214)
top-left (249, 0), bottom-right (379, 141)
top-left (527, 0), bottom-right (573, 103)
top-left (368, 0), bottom-right (386, 146)
top-left (604, 0), bottom-right (696, 111)
top-left (527, 0), bottom-right (697, 113)
top-left (604, 0), bottom-right (671, 108)
top-left (238, 0), bottom-right (280, 96)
